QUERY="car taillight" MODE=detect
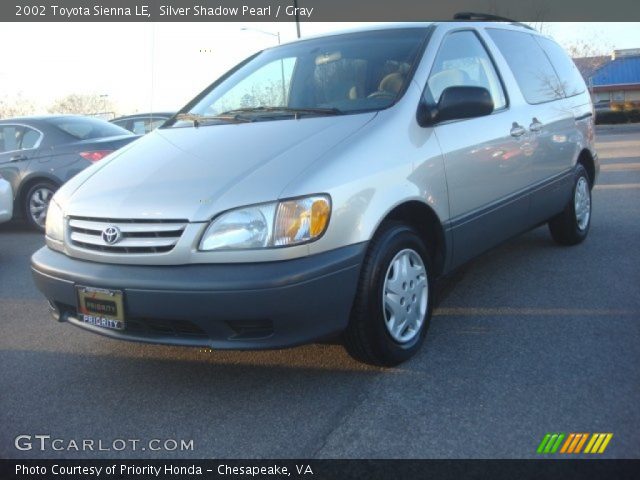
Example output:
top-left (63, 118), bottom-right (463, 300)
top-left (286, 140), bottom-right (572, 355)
top-left (79, 150), bottom-right (113, 162)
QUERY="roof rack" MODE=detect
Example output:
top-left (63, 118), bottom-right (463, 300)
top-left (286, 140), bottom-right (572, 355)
top-left (453, 12), bottom-right (536, 30)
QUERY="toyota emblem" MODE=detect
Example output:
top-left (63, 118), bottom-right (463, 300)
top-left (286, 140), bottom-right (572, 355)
top-left (101, 226), bottom-right (122, 245)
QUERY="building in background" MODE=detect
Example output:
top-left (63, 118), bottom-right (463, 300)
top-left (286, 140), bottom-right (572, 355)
top-left (576, 48), bottom-right (640, 105)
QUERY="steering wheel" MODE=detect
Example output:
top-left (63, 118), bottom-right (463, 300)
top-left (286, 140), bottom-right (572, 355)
top-left (367, 90), bottom-right (395, 99)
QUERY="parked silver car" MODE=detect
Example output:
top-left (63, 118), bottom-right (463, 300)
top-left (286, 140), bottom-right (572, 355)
top-left (32, 22), bottom-right (597, 365)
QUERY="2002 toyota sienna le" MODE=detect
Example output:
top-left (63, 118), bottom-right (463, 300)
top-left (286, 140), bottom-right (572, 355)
top-left (32, 22), bottom-right (598, 366)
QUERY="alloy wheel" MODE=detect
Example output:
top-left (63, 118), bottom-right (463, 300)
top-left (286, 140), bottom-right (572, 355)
top-left (574, 176), bottom-right (591, 231)
top-left (29, 187), bottom-right (54, 229)
top-left (382, 248), bottom-right (429, 343)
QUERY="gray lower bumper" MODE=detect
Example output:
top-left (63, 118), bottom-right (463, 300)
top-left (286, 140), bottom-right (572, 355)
top-left (31, 243), bottom-right (366, 349)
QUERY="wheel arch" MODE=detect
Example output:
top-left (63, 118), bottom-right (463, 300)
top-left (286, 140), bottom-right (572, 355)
top-left (576, 149), bottom-right (596, 188)
top-left (374, 200), bottom-right (448, 278)
top-left (15, 174), bottom-right (60, 217)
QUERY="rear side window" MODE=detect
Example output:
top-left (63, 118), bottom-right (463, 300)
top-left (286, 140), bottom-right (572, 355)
top-left (48, 117), bottom-right (130, 140)
top-left (21, 128), bottom-right (41, 149)
top-left (535, 37), bottom-right (586, 97)
top-left (0, 125), bottom-right (42, 153)
top-left (487, 29), bottom-right (563, 104)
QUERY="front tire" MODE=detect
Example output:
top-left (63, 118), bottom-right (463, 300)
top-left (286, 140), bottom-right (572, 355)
top-left (23, 181), bottom-right (57, 232)
top-left (344, 222), bottom-right (433, 366)
top-left (548, 164), bottom-right (592, 246)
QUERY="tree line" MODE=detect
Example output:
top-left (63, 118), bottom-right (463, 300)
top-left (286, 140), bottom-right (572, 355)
top-left (0, 93), bottom-right (116, 119)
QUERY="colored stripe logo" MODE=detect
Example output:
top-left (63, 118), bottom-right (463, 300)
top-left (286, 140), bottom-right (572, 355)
top-left (537, 433), bottom-right (613, 454)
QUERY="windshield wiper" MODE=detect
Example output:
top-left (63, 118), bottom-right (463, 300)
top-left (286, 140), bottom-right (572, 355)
top-left (175, 112), bottom-right (252, 126)
top-left (219, 106), bottom-right (343, 118)
top-left (175, 107), bottom-right (343, 127)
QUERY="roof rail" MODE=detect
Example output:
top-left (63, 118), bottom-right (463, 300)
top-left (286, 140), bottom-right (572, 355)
top-left (453, 12), bottom-right (536, 30)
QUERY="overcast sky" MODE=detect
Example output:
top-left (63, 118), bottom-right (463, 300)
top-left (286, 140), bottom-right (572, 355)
top-left (0, 22), bottom-right (638, 114)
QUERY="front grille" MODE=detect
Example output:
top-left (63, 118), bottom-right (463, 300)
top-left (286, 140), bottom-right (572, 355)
top-left (55, 302), bottom-right (209, 340)
top-left (126, 318), bottom-right (209, 338)
top-left (68, 216), bottom-right (187, 254)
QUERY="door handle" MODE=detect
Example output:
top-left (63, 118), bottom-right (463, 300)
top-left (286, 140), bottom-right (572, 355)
top-left (529, 118), bottom-right (543, 132)
top-left (510, 123), bottom-right (526, 137)
top-left (10, 154), bottom-right (28, 162)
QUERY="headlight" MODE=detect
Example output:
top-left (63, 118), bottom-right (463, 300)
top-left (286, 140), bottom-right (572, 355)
top-left (199, 195), bottom-right (331, 251)
top-left (45, 200), bottom-right (64, 249)
top-left (199, 203), bottom-right (276, 251)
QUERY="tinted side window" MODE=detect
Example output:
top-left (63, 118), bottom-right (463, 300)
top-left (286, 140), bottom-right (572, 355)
top-left (535, 37), bottom-right (586, 97)
top-left (0, 125), bottom-right (41, 153)
top-left (132, 119), bottom-right (148, 135)
top-left (21, 127), bottom-right (42, 149)
top-left (488, 29), bottom-right (563, 104)
top-left (427, 31), bottom-right (506, 110)
top-left (0, 126), bottom-right (18, 153)
top-left (148, 118), bottom-right (167, 130)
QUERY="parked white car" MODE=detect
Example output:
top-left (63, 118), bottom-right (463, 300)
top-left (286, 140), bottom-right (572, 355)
top-left (0, 175), bottom-right (13, 223)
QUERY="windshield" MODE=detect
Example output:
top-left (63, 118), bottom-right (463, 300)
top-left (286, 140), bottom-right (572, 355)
top-left (169, 28), bottom-right (430, 126)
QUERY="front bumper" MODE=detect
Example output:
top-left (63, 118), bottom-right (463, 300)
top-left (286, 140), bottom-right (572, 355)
top-left (31, 243), bottom-right (366, 349)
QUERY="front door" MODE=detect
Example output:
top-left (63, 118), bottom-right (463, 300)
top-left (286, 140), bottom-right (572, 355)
top-left (425, 29), bottom-right (532, 267)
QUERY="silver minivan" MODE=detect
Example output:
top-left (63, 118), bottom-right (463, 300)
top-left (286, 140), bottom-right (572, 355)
top-left (32, 22), bottom-right (598, 365)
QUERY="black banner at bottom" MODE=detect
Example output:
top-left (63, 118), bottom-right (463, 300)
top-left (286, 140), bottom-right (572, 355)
top-left (2, 459), bottom-right (640, 480)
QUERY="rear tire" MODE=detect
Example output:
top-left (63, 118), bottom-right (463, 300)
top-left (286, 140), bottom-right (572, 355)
top-left (23, 180), bottom-right (57, 232)
top-left (344, 222), bottom-right (433, 366)
top-left (548, 164), bottom-right (591, 246)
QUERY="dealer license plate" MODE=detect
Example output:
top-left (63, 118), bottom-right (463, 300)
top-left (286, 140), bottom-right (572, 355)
top-left (76, 286), bottom-right (125, 331)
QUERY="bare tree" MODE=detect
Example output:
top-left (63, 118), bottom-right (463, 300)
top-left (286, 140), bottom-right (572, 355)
top-left (527, 22), bottom-right (550, 34)
top-left (48, 93), bottom-right (114, 116)
top-left (564, 38), bottom-right (612, 60)
top-left (563, 37), bottom-right (613, 89)
top-left (0, 93), bottom-right (36, 119)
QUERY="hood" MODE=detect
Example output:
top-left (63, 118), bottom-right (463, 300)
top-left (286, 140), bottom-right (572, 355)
top-left (63, 113), bottom-right (376, 221)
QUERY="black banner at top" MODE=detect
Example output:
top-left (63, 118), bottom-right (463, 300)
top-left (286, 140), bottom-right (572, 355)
top-left (4, 0), bottom-right (640, 22)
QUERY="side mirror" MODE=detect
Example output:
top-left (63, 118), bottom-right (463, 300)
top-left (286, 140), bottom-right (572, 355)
top-left (417, 86), bottom-right (494, 126)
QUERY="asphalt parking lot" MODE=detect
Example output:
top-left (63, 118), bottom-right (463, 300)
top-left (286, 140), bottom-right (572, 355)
top-left (1, 124), bottom-right (639, 459)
